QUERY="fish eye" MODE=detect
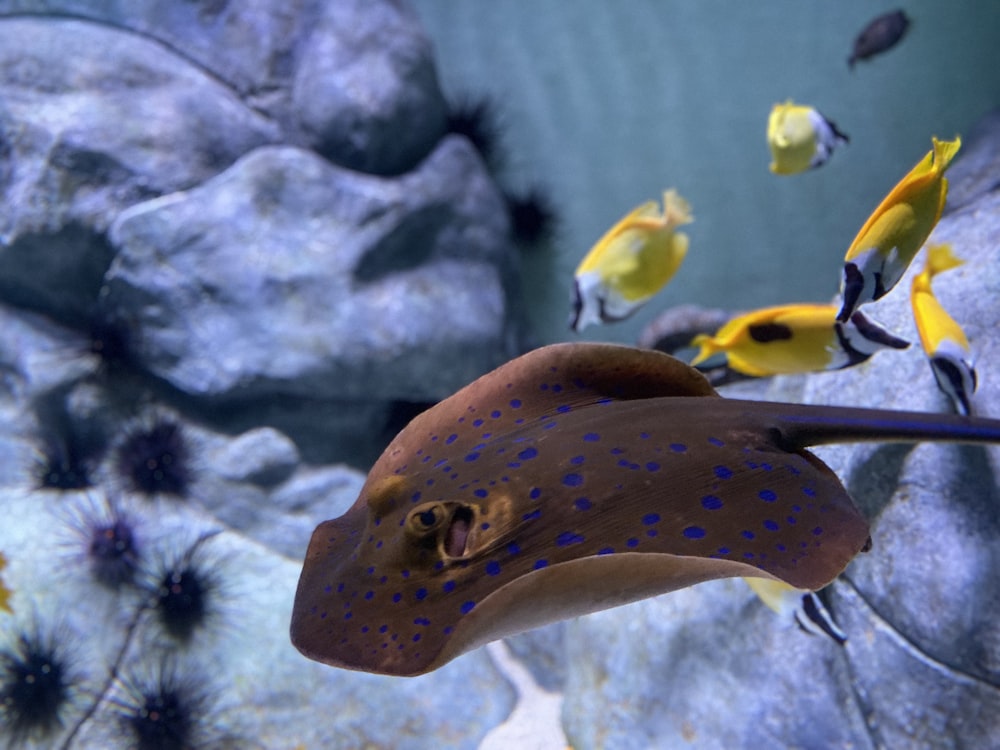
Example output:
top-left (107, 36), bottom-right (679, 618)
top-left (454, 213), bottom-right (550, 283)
top-left (406, 502), bottom-right (446, 534)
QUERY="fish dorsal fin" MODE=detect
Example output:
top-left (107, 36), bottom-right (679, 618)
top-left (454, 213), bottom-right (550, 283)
top-left (369, 343), bottom-right (717, 484)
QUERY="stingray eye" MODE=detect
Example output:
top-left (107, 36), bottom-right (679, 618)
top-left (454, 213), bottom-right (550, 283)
top-left (406, 502), bottom-right (446, 535)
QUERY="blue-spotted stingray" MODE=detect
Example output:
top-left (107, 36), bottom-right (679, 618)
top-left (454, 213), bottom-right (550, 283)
top-left (291, 343), bottom-right (1000, 676)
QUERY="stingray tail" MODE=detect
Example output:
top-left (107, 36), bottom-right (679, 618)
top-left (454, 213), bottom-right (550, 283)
top-left (762, 403), bottom-right (1000, 450)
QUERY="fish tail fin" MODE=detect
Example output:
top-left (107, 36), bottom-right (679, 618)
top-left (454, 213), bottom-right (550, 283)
top-left (759, 402), bottom-right (1000, 450)
top-left (932, 135), bottom-right (962, 172)
top-left (925, 243), bottom-right (964, 277)
top-left (662, 189), bottom-right (693, 227)
top-left (689, 334), bottom-right (720, 367)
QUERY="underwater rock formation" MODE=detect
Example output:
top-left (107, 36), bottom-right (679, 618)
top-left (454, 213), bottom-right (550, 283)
top-left (105, 137), bottom-right (518, 404)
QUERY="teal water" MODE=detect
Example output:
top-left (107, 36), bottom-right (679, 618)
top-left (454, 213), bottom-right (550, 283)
top-left (413, 0), bottom-right (1000, 346)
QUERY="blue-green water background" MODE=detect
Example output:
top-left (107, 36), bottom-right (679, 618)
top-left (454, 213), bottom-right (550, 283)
top-left (413, 0), bottom-right (1000, 347)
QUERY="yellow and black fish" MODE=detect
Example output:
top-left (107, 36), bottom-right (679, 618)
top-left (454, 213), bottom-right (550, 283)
top-left (570, 190), bottom-right (692, 332)
top-left (767, 101), bottom-right (849, 175)
top-left (838, 136), bottom-right (961, 322)
top-left (911, 244), bottom-right (977, 415)
top-left (689, 303), bottom-right (907, 377)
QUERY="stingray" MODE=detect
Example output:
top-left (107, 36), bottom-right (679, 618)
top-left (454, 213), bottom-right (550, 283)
top-left (291, 343), bottom-right (1000, 676)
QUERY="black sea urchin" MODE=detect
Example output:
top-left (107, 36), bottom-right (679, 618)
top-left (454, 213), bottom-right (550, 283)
top-left (115, 418), bottom-right (192, 498)
top-left (112, 659), bottom-right (219, 750)
top-left (64, 496), bottom-right (142, 590)
top-left (446, 94), bottom-right (505, 171)
top-left (0, 628), bottom-right (74, 747)
top-left (504, 185), bottom-right (558, 249)
top-left (149, 532), bottom-right (222, 643)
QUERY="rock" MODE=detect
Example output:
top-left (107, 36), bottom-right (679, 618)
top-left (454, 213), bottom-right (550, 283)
top-left (0, 1), bottom-right (447, 175)
top-left (0, 17), bottom-right (280, 320)
top-left (212, 427), bottom-right (300, 487)
top-left (105, 137), bottom-right (521, 405)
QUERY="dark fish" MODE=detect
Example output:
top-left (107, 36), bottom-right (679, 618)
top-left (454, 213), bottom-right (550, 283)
top-left (849, 10), bottom-right (910, 69)
top-left (291, 343), bottom-right (1000, 676)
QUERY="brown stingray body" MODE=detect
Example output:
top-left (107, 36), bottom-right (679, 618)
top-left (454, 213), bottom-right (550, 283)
top-left (291, 343), bottom-right (1000, 676)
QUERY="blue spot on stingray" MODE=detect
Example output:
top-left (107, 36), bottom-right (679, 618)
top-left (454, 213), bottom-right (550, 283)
top-left (741, 530), bottom-right (755, 540)
top-left (761, 462), bottom-right (773, 471)
top-left (415, 588), bottom-right (428, 600)
top-left (523, 509), bottom-right (542, 521)
top-left (642, 513), bottom-right (661, 525)
top-left (791, 504), bottom-right (802, 513)
top-left (414, 617), bottom-right (430, 626)
top-left (552, 384), bottom-right (563, 393)
top-left (714, 465), bottom-right (733, 479)
top-left (344, 612), bottom-right (352, 620)
top-left (474, 488), bottom-right (488, 498)
top-left (507, 461), bottom-right (522, 468)
top-left (465, 452), bottom-right (480, 462)
top-left (491, 410), bottom-right (501, 418)
top-left (442, 580), bottom-right (456, 593)
top-left (570, 455), bottom-right (585, 465)
top-left (701, 495), bottom-right (723, 510)
top-left (392, 593), bottom-right (402, 603)
top-left (337, 582), bottom-right (345, 593)
top-left (379, 625), bottom-right (388, 633)
top-left (743, 552), bottom-right (755, 559)
top-left (530, 487), bottom-right (541, 499)
top-left (683, 526), bottom-right (706, 539)
top-left (556, 531), bottom-right (585, 546)
top-left (366, 566), bottom-right (375, 574)
top-left (401, 570), bottom-right (410, 578)
top-left (473, 418), bottom-right (484, 427)
top-left (646, 461), bottom-right (660, 472)
top-left (786, 516), bottom-right (797, 524)
top-left (764, 520), bottom-right (779, 531)
top-left (583, 433), bottom-right (600, 442)
top-left (542, 421), bottom-right (558, 430)
top-left (803, 487), bottom-right (816, 497)
top-left (556, 404), bottom-right (572, 414)
top-left (708, 437), bottom-right (725, 447)
top-left (812, 526), bottom-right (823, 535)
top-left (533, 559), bottom-right (549, 570)
top-left (563, 473), bottom-right (583, 487)
top-left (776, 544), bottom-right (787, 552)
top-left (480, 522), bottom-right (490, 531)
top-left (486, 560), bottom-right (501, 576)
top-left (434, 459), bottom-right (447, 468)
top-left (598, 547), bottom-right (615, 555)
top-left (610, 447), bottom-right (624, 455)
top-left (574, 497), bottom-right (592, 511)
top-left (647, 529), bottom-right (658, 538)
top-left (445, 434), bottom-right (458, 445)
top-left (626, 537), bottom-right (639, 548)
top-left (518, 447), bottom-right (538, 460)
top-left (510, 399), bottom-right (522, 409)
top-left (717, 546), bottom-right (731, 554)
top-left (596, 397), bottom-right (613, 404)
top-left (507, 542), bottom-right (521, 555)
top-left (411, 491), bottom-right (422, 503)
top-left (670, 443), bottom-right (687, 453)
top-left (759, 489), bottom-right (777, 502)
top-left (365, 591), bottom-right (374, 600)
top-left (461, 601), bottom-right (475, 614)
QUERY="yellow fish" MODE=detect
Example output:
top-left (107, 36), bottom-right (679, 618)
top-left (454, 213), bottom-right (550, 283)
top-left (744, 578), bottom-right (846, 644)
top-left (689, 303), bottom-right (908, 377)
top-left (767, 101), bottom-right (849, 175)
top-left (570, 190), bottom-right (692, 332)
top-left (838, 136), bottom-right (962, 321)
top-left (910, 244), bottom-right (977, 415)
top-left (0, 552), bottom-right (11, 613)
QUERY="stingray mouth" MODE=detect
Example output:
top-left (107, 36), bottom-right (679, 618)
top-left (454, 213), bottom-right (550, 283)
top-left (444, 505), bottom-right (475, 557)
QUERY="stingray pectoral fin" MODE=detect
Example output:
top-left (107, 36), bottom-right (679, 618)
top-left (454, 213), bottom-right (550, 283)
top-left (426, 552), bottom-right (772, 676)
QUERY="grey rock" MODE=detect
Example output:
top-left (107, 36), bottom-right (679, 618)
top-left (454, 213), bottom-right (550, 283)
top-left (106, 137), bottom-right (520, 405)
top-left (290, 0), bottom-right (447, 174)
top-left (212, 427), bottom-right (300, 487)
top-left (0, 17), bottom-right (280, 319)
top-left (0, 1), bottom-right (447, 175)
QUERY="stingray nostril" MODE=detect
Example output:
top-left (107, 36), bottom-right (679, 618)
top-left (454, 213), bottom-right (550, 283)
top-left (445, 506), bottom-right (475, 557)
